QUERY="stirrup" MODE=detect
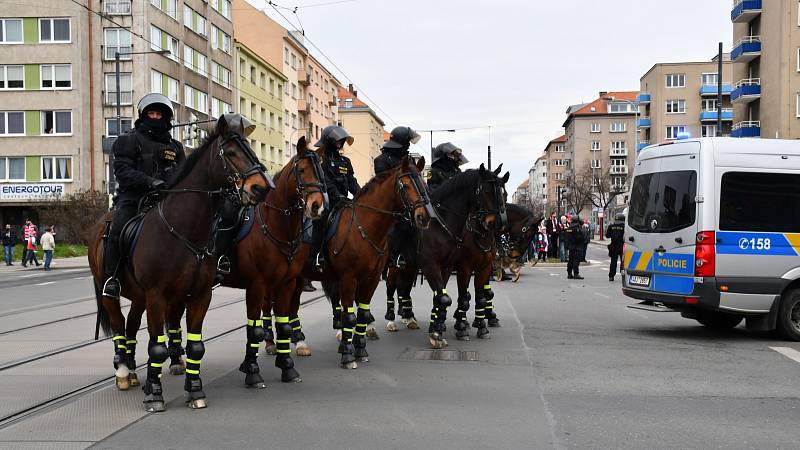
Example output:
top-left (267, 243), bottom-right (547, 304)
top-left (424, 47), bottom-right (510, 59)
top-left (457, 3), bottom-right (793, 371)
top-left (393, 255), bottom-right (406, 269)
top-left (217, 255), bottom-right (231, 275)
top-left (313, 253), bottom-right (324, 272)
top-left (102, 278), bottom-right (121, 299)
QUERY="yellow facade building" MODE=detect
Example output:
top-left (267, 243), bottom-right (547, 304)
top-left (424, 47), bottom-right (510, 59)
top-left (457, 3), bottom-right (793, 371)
top-left (337, 84), bottom-right (385, 184)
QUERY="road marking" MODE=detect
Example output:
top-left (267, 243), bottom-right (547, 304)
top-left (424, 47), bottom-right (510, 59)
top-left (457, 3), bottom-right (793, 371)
top-left (770, 346), bottom-right (800, 364)
top-left (596, 293), bottom-right (610, 299)
top-left (548, 273), bottom-right (560, 277)
top-left (74, 276), bottom-right (93, 280)
top-left (19, 274), bottom-right (40, 278)
top-left (34, 281), bottom-right (55, 286)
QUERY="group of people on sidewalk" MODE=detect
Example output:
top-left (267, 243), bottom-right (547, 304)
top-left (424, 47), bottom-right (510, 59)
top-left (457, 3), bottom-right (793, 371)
top-left (2, 220), bottom-right (56, 270)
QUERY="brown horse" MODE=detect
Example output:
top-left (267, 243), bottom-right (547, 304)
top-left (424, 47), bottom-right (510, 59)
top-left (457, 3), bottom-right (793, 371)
top-left (312, 156), bottom-right (431, 369)
top-left (220, 137), bottom-right (325, 386)
top-left (88, 114), bottom-right (271, 412)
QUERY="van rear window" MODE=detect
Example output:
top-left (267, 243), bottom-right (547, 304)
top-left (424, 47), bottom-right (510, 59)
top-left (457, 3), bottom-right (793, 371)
top-left (628, 170), bottom-right (697, 233)
top-left (720, 172), bottom-right (800, 233)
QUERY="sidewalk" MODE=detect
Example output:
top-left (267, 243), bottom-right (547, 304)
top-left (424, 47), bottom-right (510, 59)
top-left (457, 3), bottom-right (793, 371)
top-left (0, 255), bottom-right (90, 273)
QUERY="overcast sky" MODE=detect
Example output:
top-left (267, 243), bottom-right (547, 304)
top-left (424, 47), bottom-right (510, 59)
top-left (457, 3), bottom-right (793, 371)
top-left (246, 0), bottom-right (734, 189)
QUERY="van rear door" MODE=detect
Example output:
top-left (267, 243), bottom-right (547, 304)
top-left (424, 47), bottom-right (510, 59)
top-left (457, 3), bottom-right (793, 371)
top-left (625, 142), bottom-right (700, 297)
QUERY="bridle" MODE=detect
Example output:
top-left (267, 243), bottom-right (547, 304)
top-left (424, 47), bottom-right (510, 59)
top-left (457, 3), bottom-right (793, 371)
top-left (217, 132), bottom-right (270, 198)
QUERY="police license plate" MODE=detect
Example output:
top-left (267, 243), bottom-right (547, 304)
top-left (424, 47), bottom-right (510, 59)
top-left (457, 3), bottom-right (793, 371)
top-left (629, 275), bottom-right (651, 287)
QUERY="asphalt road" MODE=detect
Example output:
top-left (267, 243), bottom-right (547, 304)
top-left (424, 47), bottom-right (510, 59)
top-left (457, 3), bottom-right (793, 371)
top-left (0, 246), bottom-right (798, 449)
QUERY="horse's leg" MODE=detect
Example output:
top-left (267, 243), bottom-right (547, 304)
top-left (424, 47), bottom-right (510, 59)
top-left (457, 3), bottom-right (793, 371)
top-left (481, 256), bottom-right (500, 328)
top-left (99, 290), bottom-right (130, 391)
top-left (239, 284), bottom-right (267, 389)
top-left (123, 299), bottom-right (145, 388)
top-left (399, 268), bottom-right (418, 329)
top-left (273, 280), bottom-right (302, 382)
top-left (454, 262), bottom-right (472, 341)
top-left (436, 266), bottom-right (453, 347)
top-left (166, 302), bottom-right (186, 375)
top-left (384, 266), bottom-right (398, 332)
top-left (183, 290), bottom-right (212, 409)
top-left (288, 278), bottom-right (312, 357)
top-left (423, 265), bottom-right (448, 349)
top-left (352, 275), bottom-right (380, 362)
top-left (142, 291), bottom-right (168, 412)
top-left (472, 263), bottom-right (491, 339)
top-left (337, 277), bottom-right (358, 369)
top-left (262, 298), bottom-right (276, 355)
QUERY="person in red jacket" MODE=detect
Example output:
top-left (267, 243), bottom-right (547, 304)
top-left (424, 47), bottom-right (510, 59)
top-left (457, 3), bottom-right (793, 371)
top-left (23, 221), bottom-right (40, 267)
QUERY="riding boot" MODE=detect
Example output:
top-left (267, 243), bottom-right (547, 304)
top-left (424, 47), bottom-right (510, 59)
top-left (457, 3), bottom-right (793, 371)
top-left (213, 200), bottom-right (240, 285)
top-left (102, 238), bottom-right (121, 299)
top-left (303, 279), bottom-right (316, 292)
top-left (309, 218), bottom-right (325, 274)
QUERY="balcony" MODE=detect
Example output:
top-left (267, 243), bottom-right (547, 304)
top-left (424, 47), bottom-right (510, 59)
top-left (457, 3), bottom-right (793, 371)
top-left (610, 148), bottom-right (628, 157)
top-left (637, 141), bottom-right (650, 151)
top-left (731, 0), bottom-right (761, 23)
top-left (297, 99), bottom-right (309, 113)
top-left (699, 108), bottom-right (734, 122)
top-left (637, 117), bottom-right (651, 128)
top-left (298, 71), bottom-right (311, 86)
top-left (699, 83), bottom-right (733, 96)
top-left (731, 36), bottom-right (761, 62)
top-left (328, 95), bottom-right (337, 106)
top-left (635, 92), bottom-right (651, 104)
top-left (610, 166), bottom-right (628, 175)
top-left (731, 78), bottom-right (761, 103)
top-left (731, 120), bottom-right (761, 138)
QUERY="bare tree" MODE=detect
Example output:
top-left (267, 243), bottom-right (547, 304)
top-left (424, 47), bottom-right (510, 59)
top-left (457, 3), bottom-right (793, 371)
top-left (562, 164), bottom-right (593, 215)
top-left (582, 165), bottom-right (629, 217)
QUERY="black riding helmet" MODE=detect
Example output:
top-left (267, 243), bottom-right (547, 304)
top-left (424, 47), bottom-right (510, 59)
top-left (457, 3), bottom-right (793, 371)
top-left (383, 126), bottom-right (421, 150)
top-left (136, 93), bottom-right (174, 127)
top-left (314, 125), bottom-right (354, 150)
top-left (432, 142), bottom-right (469, 165)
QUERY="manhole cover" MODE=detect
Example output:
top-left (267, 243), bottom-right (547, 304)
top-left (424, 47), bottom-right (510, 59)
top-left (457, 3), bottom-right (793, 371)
top-left (413, 350), bottom-right (479, 361)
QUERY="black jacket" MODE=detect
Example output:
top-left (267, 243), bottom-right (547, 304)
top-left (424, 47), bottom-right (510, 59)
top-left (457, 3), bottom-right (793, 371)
top-left (2, 229), bottom-right (17, 247)
top-left (322, 147), bottom-right (360, 204)
top-left (373, 147), bottom-right (408, 174)
top-left (113, 126), bottom-right (185, 199)
top-left (428, 158), bottom-right (460, 191)
top-left (545, 216), bottom-right (562, 236)
top-left (606, 222), bottom-right (625, 254)
top-left (563, 223), bottom-right (586, 248)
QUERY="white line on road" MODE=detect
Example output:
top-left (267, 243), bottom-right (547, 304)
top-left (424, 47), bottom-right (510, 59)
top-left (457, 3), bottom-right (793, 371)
top-left (769, 346), bottom-right (800, 364)
top-left (18, 274), bottom-right (40, 278)
top-left (596, 293), bottom-right (610, 299)
top-left (73, 276), bottom-right (93, 280)
top-left (548, 273), bottom-right (560, 277)
top-left (34, 281), bottom-right (55, 286)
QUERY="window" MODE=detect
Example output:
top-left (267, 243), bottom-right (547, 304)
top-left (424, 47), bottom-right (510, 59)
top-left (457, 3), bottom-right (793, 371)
top-left (105, 0), bottom-right (132, 15)
top-left (270, 112), bottom-right (276, 129)
top-left (184, 85), bottom-right (207, 112)
top-left (211, 25), bottom-right (231, 53)
top-left (701, 99), bottom-right (718, 111)
top-left (590, 123), bottom-right (600, 133)
top-left (611, 176), bottom-right (625, 189)
top-left (269, 78), bottom-right (275, 96)
top-left (554, 173), bottom-right (564, 181)
top-left (41, 110), bottom-right (72, 135)
top-left (210, 61), bottom-right (231, 88)
top-left (0, 65), bottom-right (24, 89)
top-left (555, 144), bottom-right (565, 152)
top-left (609, 103), bottom-right (635, 113)
top-left (211, 0), bottom-right (232, 19)
top-left (591, 141), bottom-right (600, 151)
top-left (0, 19), bottom-right (23, 43)
top-left (106, 118), bottom-right (132, 137)
top-left (702, 125), bottom-right (718, 137)
top-left (211, 98), bottom-right (231, 118)
top-left (554, 159), bottom-right (567, 167)
top-left (611, 141), bottom-right (626, 150)
top-left (250, 66), bottom-right (255, 83)
top-left (665, 125), bottom-right (687, 139)
top-left (666, 99), bottom-right (686, 114)
top-left (104, 28), bottom-right (132, 60)
top-left (104, 73), bottom-right (132, 105)
top-left (150, 70), bottom-right (179, 103)
top-left (701, 73), bottom-right (719, 85)
top-left (666, 73), bottom-right (685, 88)
top-left (260, 72), bottom-right (266, 89)
top-left (151, 0), bottom-right (178, 19)
top-left (41, 156), bottom-right (71, 180)
top-left (0, 157), bottom-right (25, 180)
top-left (591, 160), bottom-right (601, 169)
top-left (184, 6), bottom-right (207, 36)
top-left (720, 172), bottom-right (800, 233)
top-left (39, 18), bottom-right (70, 43)
top-left (610, 159), bottom-right (626, 167)
top-left (0, 111), bottom-right (25, 135)
top-left (150, 26), bottom-right (178, 61)
top-left (628, 170), bottom-right (697, 233)
top-left (184, 45), bottom-right (208, 76)
top-left (40, 64), bottom-right (71, 89)
top-left (610, 122), bottom-right (626, 133)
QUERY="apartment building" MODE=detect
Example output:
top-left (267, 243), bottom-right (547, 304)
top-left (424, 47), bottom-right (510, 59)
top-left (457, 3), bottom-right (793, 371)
top-left (234, 41), bottom-right (287, 174)
top-left (337, 84), bottom-right (385, 184)
top-left (639, 56), bottom-right (738, 146)
top-left (541, 135), bottom-right (567, 215)
top-left (563, 91), bottom-right (638, 217)
top-left (0, 3), bottom-right (91, 225)
top-left (731, 0), bottom-right (800, 138)
top-left (527, 154), bottom-right (547, 216)
top-left (512, 179), bottom-right (529, 206)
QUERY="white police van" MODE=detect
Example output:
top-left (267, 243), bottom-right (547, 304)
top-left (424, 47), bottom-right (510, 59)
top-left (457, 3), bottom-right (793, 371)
top-left (622, 137), bottom-right (800, 340)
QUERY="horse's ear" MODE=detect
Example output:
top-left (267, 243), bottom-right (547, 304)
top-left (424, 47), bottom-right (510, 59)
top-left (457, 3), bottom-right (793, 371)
top-left (216, 114), bottom-right (230, 136)
top-left (415, 156), bottom-right (425, 172)
top-left (479, 163), bottom-right (485, 172)
top-left (493, 164), bottom-right (503, 176)
top-left (502, 171), bottom-right (510, 183)
top-left (296, 136), bottom-right (307, 154)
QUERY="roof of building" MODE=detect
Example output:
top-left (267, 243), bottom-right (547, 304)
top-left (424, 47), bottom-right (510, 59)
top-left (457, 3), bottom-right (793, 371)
top-left (550, 135), bottom-right (567, 144)
top-left (383, 130), bottom-right (390, 141)
top-left (337, 85), bottom-right (385, 126)
top-left (562, 91), bottom-right (638, 127)
top-left (640, 56), bottom-right (732, 81)
top-left (518, 179), bottom-right (529, 189)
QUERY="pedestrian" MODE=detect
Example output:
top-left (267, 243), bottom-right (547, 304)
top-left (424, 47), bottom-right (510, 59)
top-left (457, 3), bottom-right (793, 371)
top-left (564, 215), bottom-right (586, 280)
top-left (536, 221), bottom-right (549, 262)
top-left (559, 215), bottom-right (568, 262)
top-left (2, 224), bottom-right (17, 266)
top-left (545, 211), bottom-right (559, 260)
top-left (606, 213), bottom-right (625, 282)
top-left (24, 225), bottom-right (41, 267)
top-left (581, 218), bottom-right (591, 263)
top-left (22, 218), bottom-right (34, 266)
top-left (42, 226), bottom-right (55, 271)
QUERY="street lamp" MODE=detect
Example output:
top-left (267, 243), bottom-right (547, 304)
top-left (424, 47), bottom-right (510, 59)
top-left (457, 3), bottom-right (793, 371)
top-left (417, 128), bottom-right (456, 161)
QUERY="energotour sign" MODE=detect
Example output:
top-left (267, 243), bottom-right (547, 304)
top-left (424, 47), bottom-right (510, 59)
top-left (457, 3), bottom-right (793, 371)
top-left (0, 184), bottom-right (65, 200)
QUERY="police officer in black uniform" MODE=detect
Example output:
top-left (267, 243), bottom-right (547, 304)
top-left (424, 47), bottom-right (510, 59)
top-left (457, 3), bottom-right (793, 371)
top-left (102, 93), bottom-right (186, 298)
top-left (428, 142), bottom-right (467, 190)
top-left (374, 126), bottom-right (421, 267)
top-left (309, 125), bottom-right (360, 270)
top-left (606, 213), bottom-right (625, 282)
top-left (565, 215), bottom-right (586, 280)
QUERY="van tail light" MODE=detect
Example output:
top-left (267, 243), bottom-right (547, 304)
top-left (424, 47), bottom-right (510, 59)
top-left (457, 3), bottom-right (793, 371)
top-left (694, 231), bottom-right (716, 277)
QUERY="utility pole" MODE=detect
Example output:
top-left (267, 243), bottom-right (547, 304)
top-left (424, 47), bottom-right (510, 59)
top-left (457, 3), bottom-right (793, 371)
top-left (717, 42), bottom-right (723, 136)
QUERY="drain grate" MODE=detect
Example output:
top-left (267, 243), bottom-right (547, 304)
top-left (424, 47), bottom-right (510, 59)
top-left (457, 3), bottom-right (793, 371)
top-left (413, 350), bottom-right (479, 361)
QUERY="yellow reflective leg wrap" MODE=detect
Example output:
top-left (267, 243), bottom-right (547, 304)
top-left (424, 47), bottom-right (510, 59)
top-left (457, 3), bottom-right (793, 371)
top-left (475, 308), bottom-right (485, 320)
top-left (156, 334), bottom-right (167, 343)
top-left (275, 316), bottom-right (290, 324)
top-left (112, 335), bottom-right (126, 350)
top-left (358, 303), bottom-right (370, 310)
top-left (346, 306), bottom-right (355, 314)
top-left (483, 284), bottom-right (491, 290)
top-left (186, 333), bottom-right (202, 341)
top-left (290, 317), bottom-right (301, 331)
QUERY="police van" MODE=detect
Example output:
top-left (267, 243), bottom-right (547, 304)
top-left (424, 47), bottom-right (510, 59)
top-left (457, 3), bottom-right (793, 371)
top-left (622, 137), bottom-right (800, 340)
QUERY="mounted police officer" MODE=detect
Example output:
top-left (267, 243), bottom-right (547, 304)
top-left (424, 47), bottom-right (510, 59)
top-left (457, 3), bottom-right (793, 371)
top-left (564, 215), bottom-right (586, 280)
top-left (374, 126), bottom-right (421, 268)
top-left (309, 125), bottom-right (360, 271)
top-left (606, 213), bottom-right (625, 282)
top-left (102, 93), bottom-right (185, 298)
top-left (428, 142), bottom-right (467, 191)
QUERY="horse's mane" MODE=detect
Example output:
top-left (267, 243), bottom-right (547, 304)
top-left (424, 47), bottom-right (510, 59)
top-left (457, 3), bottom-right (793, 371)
top-left (506, 203), bottom-right (533, 220)
top-left (353, 168), bottom-right (396, 200)
top-left (430, 169), bottom-right (482, 203)
top-left (167, 128), bottom-right (221, 186)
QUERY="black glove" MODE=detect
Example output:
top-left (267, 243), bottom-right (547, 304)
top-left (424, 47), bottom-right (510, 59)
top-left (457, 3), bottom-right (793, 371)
top-left (149, 179), bottom-right (166, 191)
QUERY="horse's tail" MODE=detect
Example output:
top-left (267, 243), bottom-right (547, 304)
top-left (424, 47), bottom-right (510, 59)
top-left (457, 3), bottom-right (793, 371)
top-left (94, 278), bottom-right (113, 338)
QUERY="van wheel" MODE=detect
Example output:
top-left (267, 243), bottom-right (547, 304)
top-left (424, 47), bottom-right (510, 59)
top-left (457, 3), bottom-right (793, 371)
top-left (776, 289), bottom-right (800, 341)
top-left (696, 311), bottom-right (743, 330)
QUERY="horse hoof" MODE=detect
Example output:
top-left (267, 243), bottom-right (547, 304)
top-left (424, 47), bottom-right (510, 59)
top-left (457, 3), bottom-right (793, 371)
top-left (116, 376), bottom-right (130, 391)
top-left (264, 343), bottom-right (277, 356)
top-left (247, 382), bottom-right (267, 389)
top-left (366, 326), bottom-right (379, 340)
top-left (342, 361), bottom-right (358, 370)
top-left (357, 356), bottom-right (369, 363)
top-left (144, 401), bottom-right (166, 413)
top-left (129, 373), bottom-right (141, 387)
top-left (428, 336), bottom-right (444, 349)
top-left (407, 318), bottom-right (420, 330)
top-left (441, 338), bottom-right (449, 347)
top-left (295, 341), bottom-right (312, 357)
top-left (477, 330), bottom-right (491, 339)
top-left (385, 321), bottom-right (399, 332)
top-left (335, 330), bottom-right (343, 341)
top-left (169, 364), bottom-right (185, 376)
top-left (456, 334), bottom-right (470, 341)
top-left (488, 318), bottom-right (501, 328)
top-left (188, 398), bottom-right (207, 409)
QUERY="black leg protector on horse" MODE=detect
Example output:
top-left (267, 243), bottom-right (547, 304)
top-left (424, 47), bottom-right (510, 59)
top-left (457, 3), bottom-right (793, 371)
top-left (338, 308), bottom-right (356, 365)
top-left (436, 289), bottom-right (452, 334)
top-left (143, 336), bottom-right (168, 411)
top-left (239, 319), bottom-right (265, 388)
top-left (353, 303), bottom-right (374, 360)
top-left (167, 328), bottom-right (185, 368)
top-left (125, 337), bottom-right (137, 369)
top-left (112, 334), bottom-right (127, 369)
top-left (289, 315), bottom-right (305, 343)
top-left (486, 296), bottom-right (500, 327)
top-left (262, 315), bottom-right (274, 342)
top-left (400, 295), bottom-right (414, 319)
top-left (274, 316), bottom-right (300, 382)
top-left (332, 304), bottom-right (343, 330)
top-left (472, 294), bottom-right (490, 339)
top-left (454, 290), bottom-right (471, 340)
top-left (184, 333), bottom-right (206, 403)
top-left (385, 296), bottom-right (396, 321)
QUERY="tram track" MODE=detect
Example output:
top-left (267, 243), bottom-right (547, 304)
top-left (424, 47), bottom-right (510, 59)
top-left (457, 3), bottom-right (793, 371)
top-left (0, 293), bottom-right (326, 430)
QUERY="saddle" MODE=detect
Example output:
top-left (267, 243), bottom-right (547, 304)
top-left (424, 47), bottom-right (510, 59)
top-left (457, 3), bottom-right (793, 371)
top-left (323, 199), bottom-right (351, 245)
top-left (119, 213), bottom-right (146, 259)
top-left (233, 206), bottom-right (255, 244)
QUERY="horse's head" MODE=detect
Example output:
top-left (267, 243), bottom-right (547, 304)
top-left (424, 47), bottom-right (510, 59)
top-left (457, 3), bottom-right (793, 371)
top-left (475, 163), bottom-right (510, 231)
top-left (397, 155), bottom-right (432, 230)
top-left (505, 208), bottom-right (539, 259)
top-left (292, 136), bottom-right (326, 219)
top-left (214, 113), bottom-right (274, 205)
